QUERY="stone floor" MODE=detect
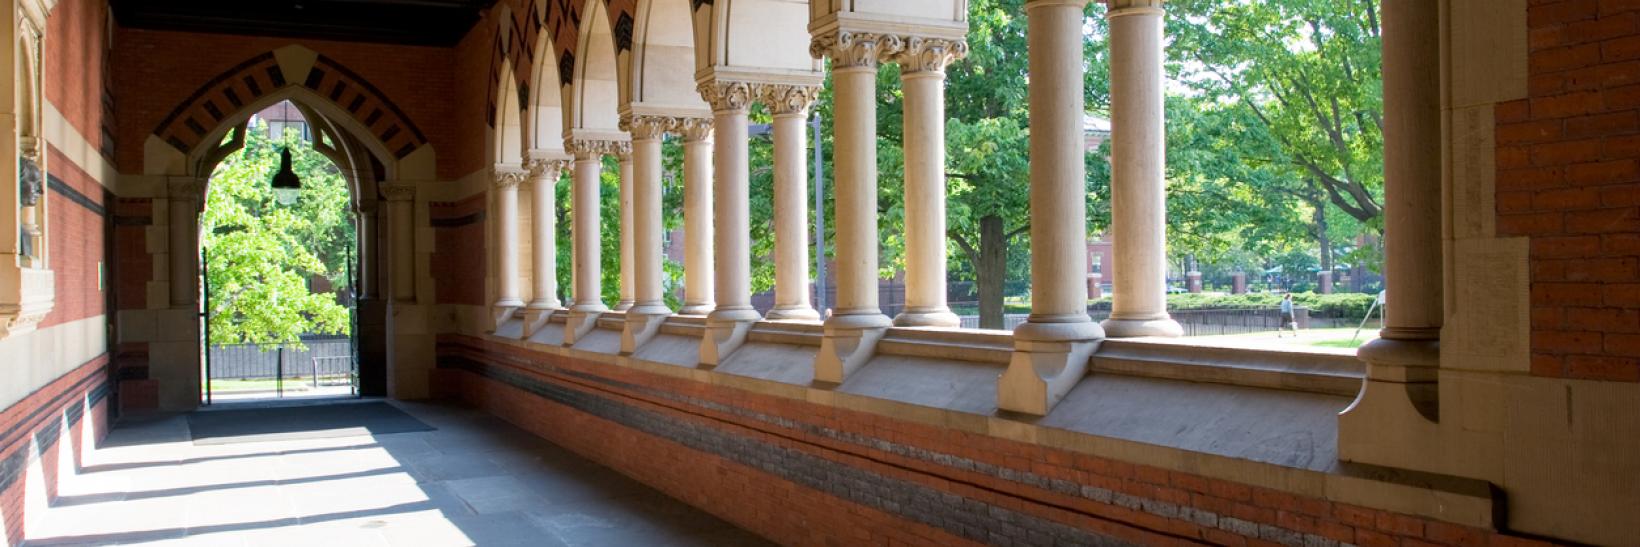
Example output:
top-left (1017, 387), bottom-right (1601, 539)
top-left (25, 400), bottom-right (770, 546)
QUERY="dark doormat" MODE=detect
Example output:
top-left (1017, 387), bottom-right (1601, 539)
top-left (187, 402), bottom-right (434, 445)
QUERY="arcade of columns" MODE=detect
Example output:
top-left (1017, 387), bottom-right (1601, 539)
top-left (342, 0), bottom-right (1438, 416)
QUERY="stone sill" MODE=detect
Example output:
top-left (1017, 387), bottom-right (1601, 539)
top-left (0, 265), bottom-right (55, 340)
top-left (469, 327), bottom-right (1498, 531)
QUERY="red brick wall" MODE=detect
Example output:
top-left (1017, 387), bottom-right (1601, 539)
top-left (437, 336), bottom-right (1551, 547)
top-left (44, 0), bottom-right (111, 159)
top-left (111, 29), bottom-right (459, 179)
top-left (1500, 0), bottom-right (1640, 382)
top-left (0, 355), bottom-right (111, 546)
top-left (112, 198), bottom-right (151, 312)
top-left (430, 195), bottom-right (488, 305)
top-left (41, 146), bottom-right (107, 329)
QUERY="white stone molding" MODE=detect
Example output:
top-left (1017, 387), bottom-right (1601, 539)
top-left (382, 183), bottom-right (417, 202)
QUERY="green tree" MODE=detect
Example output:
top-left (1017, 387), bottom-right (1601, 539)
top-left (201, 121), bottom-right (352, 348)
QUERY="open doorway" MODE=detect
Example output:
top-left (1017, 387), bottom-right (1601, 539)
top-left (199, 100), bottom-right (361, 403)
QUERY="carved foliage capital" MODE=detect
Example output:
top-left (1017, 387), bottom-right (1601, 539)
top-left (168, 179), bottom-right (206, 202)
top-left (1105, 0), bottom-right (1164, 17)
top-left (758, 84), bottom-right (821, 116)
top-left (697, 80), bottom-right (754, 113)
top-left (810, 31), bottom-right (904, 70)
top-left (382, 184), bottom-right (417, 202)
top-left (621, 115), bottom-right (673, 141)
top-left (492, 167), bottom-right (528, 190)
top-left (525, 158), bottom-right (571, 180)
top-left (568, 139), bottom-right (631, 160)
top-left (897, 37), bottom-right (969, 74)
top-left (670, 118), bottom-right (714, 142)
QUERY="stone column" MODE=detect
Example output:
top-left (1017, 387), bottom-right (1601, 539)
top-left (383, 184), bottom-right (417, 302)
top-left (676, 118), bottom-right (716, 316)
top-left (999, 0), bottom-right (1105, 415)
top-left (621, 116), bottom-right (673, 354)
top-left (698, 81), bottom-right (761, 366)
top-left (1340, 0), bottom-right (1444, 458)
top-left (358, 208), bottom-right (378, 300)
top-left (810, 32), bottom-right (900, 382)
top-left (615, 151), bottom-right (636, 311)
top-left (565, 140), bottom-right (623, 344)
top-left (491, 166), bottom-right (528, 328)
top-left (893, 37), bottom-right (967, 328)
top-left (1101, 0), bottom-right (1181, 338)
top-left (761, 84), bottom-right (823, 322)
top-left (168, 179), bottom-right (204, 307)
top-left (522, 158), bottom-right (567, 338)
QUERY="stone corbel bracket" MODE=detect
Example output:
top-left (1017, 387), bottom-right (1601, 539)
top-left (998, 337), bottom-right (1101, 416)
top-left (813, 322), bottom-right (889, 384)
top-left (699, 318), bottom-right (755, 368)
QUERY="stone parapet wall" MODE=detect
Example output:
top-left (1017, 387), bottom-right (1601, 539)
top-left (434, 335), bottom-right (1549, 547)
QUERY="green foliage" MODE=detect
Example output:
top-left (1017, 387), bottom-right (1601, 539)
top-left (201, 121), bottom-right (353, 349)
top-left (1089, 291), bottom-right (1375, 318)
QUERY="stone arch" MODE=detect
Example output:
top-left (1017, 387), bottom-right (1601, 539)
top-left (527, 23), bottom-right (568, 152)
top-left (692, 0), bottom-right (818, 75)
top-left (147, 46), bottom-right (433, 178)
top-left (619, 0), bottom-right (709, 118)
top-left (494, 58), bottom-right (527, 165)
top-left (568, 0), bottom-right (622, 136)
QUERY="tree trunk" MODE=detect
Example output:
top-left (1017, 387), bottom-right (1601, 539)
top-left (1313, 205), bottom-right (1333, 272)
top-left (978, 215), bottom-right (1007, 330)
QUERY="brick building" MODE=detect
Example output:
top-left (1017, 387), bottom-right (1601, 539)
top-left (1, 1), bottom-right (1637, 545)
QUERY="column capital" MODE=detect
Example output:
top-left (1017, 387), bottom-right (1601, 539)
top-left (525, 157), bottom-right (571, 179)
top-left (567, 139), bottom-right (630, 160)
top-left (492, 165), bottom-right (528, 190)
top-left (809, 31), bottom-right (904, 70)
top-left (757, 84), bottom-right (822, 117)
top-left (167, 178), bottom-right (206, 202)
top-left (895, 37), bottom-right (969, 75)
top-left (697, 80), bottom-right (755, 113)
top-left (670, 117), bottom-right (714, 142)
top-left (620, 114), bottom-right (673, 141)
top-left (382, 183), bottom-right (417, 202)
top-left (1106, 0), bottom-right (1164, 17)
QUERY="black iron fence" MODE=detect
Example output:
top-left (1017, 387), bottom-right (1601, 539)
top-left (207, 338), bottom-right (352, 381)
top-left (956, 307), bottom-right (1380, 336)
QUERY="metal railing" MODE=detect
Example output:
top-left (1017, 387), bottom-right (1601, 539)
top-left (954, 307), bottom-right (1376, 336)
top-left (207, 339), bottom-right (352, 381)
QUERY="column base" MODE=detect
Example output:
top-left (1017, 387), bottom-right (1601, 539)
top-left (814, 311), bottom-right (893, 384)
top-left (520, 307), bottom-right (560, 339)
top-left (1000, 319), bottom-right (1103, 416)
top-left (621, 304), bottom-right (672, 354)
top-left (765, 304), bottom-right (821, 322)
top-left (700, 308), bottom-right (761, 366)
top-left (491, 300), bottom-right (524, 332)
top-left (1100, 315), bottom-right (1183, 338)
top-left (678, 302), bottom-right (715, 316)
top-left (614, 300), bottom-right (635, 312)
top-left (893, 307), bottom-right (961, 328)
top-left (564, 305), bottom-right (607, 346)
top-left (1338, 337), bottom-right (1441, 466)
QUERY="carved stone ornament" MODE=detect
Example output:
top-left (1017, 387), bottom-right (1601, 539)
top-left (526, 158), bottom-right (571, 180)
top-left (670, 117), bottom-right (714, 142)
top-left (758, 84), bottom-right (822, 116)
top-left (17, 156), bottom-right (43, 207)
top-left (383, 184), bottom-right (417, 202)
top-left (810, 31), bottom-right (904, 70)
top-left (567, 139), bottom-right (631, 160)
top-left (620, 115), bottom-right (673, 141)
top-left (898, 37), bottom-right (970, 74)
top-left (697, 80), bottom-right (754, 113)
top-left (492, 167), bottom-right (528, 190)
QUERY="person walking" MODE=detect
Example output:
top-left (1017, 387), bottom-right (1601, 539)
top-left (1277, 293), bottom-right (1298, 337)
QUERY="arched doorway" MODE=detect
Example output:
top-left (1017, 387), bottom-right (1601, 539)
top-left (198, 100), bottom-right (366, 403)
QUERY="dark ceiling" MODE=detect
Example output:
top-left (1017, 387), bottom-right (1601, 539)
top-left (110, 0), bottom-right (500, 47)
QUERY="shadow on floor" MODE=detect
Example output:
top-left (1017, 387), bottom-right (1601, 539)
top-left (26, 400), bottom-right (771, 546)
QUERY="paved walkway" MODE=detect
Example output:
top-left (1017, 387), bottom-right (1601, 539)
top-left (26, 400), bottom-right (769, 546)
